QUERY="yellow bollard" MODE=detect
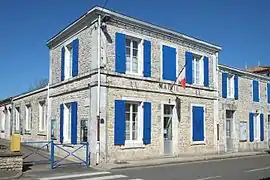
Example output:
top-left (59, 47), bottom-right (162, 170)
top-left (10, 134), bottom-right (21, 152)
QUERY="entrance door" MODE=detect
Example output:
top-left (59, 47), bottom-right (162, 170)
top-left (163, 105), bottom-right (174, 155)
top-left (226, 110), bottom-right (234, 151)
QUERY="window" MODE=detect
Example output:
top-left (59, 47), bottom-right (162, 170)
top-left (125, 103), bottom-right (139, 141)
top-left (0, 110), bottom-right (4, 131)
top-left (254, 114), bottom-right (260, 140)
top-left (65, 44), bottom-right (73, 79)
top-left (163, 105), bottom-right (173, 140)
top-left (125, 37), bottom-right (141, 74)
top-left (39, 102), bottom-right (46, 132)
top-left (64, 103), bottom-right (72, 142)
top-left (192, 55), bottom-right (203, 85)
top-left (25, 105), bottom-right (31, 131)
top-left (227, 74), bottom-right (235, 98)
top-left (191, 104), bottom-right (205, 143)
top-left (252, 80), bottom-right (260, 102)
top-left (15, 107), bottom-right (20, 132)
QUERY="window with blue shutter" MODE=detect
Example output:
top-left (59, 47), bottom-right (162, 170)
top-left (114, 100), bottom-right (125, 145)
top-left (71, 102), bottom-right (78, 145)
top-left (260, 113), bottom-right (264, 141)
top-left (185, 52), bottom-right (193, 84)
top-left (203, 56), bottom-right (209, 87)
top-left (162, 45), bottom-right (176, 81)
top-left (249, 112), bottom-right (254, 142)
top-left (192, 106), bottom-right (204, 142)
top-left (143, 40), bottom-right (151, 77)
top-left (72, 39), bottom-right (79, 77)
top-left (61, 47), bottom-right (65, 81)
top-left (234, 75), bottom-right (239, 100)
top-left (267, 83), bottom-right (270, 104)
top-left (60, 104), bottom-right (64, 143)
top-left (222, 72), bottom-right (228, 98)
top-left (252, 80), bottom-right (259, 102)
top-left (143, 102), bottom-right (151, 144)
top-left (115, 33), bottom-right (126, 73)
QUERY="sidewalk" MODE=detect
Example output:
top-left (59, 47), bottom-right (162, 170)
top-left (99, 151), bottom-right (270, 170)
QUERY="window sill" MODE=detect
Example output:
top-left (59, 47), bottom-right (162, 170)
top-left (125, 72), bottom-right (143, 77)
top-left (121, 140), bottom-right (145, 149)
top-left (191, 141), bottom-right (206, 145)
top-left (37, 133), bottom-right (47, 137)
top-left (24, 131), bottom-right (31, 135)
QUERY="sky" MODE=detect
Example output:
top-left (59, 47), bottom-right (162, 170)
top-left (0, 0), bottom-right (269, 99)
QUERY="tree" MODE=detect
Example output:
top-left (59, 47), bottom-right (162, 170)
top-left (29, 78), bottom-right (48, 91)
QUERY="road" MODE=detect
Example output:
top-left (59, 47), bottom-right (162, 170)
top-left (111, 154), bottom-right (270, 180)
top-left (23, 154), bottom-right (270, 180)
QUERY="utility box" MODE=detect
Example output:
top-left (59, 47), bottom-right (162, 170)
top-left (10, 134), bottom-right (21, 152)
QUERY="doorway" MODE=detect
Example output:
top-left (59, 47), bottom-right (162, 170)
top-left (163, 105), bottom-right (174, 155)
top-left (226, 110), bottom-right (234, 151)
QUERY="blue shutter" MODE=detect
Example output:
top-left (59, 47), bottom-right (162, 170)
top-left (143, 102), bottom-right (151, 144)
top-left (61, 47), bottom-right (65, 81)
top-left (203, 56), bottom-right (209, 87)
top-left (114, 100), bottom-right (125, 145)
top-left (253, 80), bottom-right (259, 102)
top-left (72, 39), bottom-right (79, 77)
top-left (260, 113), bottom-right (264, 141)
top-left (267, 83), bottom-right (270, 104)
top-left (115, 33), bottom-right (126, 73)
top-left (143, 40), bottom-right (151, 77)
top-left (249, 112), bottom-right (254, 142)
top-left (234, 75), bottom-right (239, 100)
top-left (60, 104), bottom-right (64, 143)
top-left (162, 45), bottom-right (176, 81)
top-left (222, 72), bottom-right (227, 98)
top-left (185, 52), bottom-right (193, 84)
top-left (71, 102), bottom-right (78, 145)
top-left (192, 106), bottom-right (204, 141)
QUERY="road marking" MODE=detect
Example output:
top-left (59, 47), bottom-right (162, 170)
top-left (196, 176), bottom-right (221, 180)
top-left (129, 179), bottom-right (144, 180)
top-left (245, 166), bottom-right (270, 172)
top-left (79, 175), bottom-right (127, 180)
top-left (39, 172), bottom-right (111, 180)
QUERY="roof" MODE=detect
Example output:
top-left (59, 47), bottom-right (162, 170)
top-left (47, 6), bottom-right (221, 51)
top-left (219, 64), bottom-right (270, 81)
top-left (246, 66), bottom-right (270, 73)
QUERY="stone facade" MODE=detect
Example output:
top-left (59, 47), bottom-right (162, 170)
top-left (218, 65), bottom-right (270, 153)
top-left (0, 153), bottom-right (22, 172)
top-left (0, 7), bottom-right (269, 166)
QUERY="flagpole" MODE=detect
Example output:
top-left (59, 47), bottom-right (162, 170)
top-left (169, 63), bottom-right (186, 91)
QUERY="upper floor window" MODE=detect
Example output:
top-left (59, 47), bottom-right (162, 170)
top-left (192, 55), bottom-right (204, 85)
top-left (65, 44), bottom-right (73, 79)
top-left (227, 74), bottom-right (235, 98)
top-left (252, 80), bottom-right (260, 102)
top-left (126, 38), bottom-right (140, 74)
top-left (115, 32), bottom-right (151, 77)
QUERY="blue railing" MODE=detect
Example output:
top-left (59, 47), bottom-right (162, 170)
top-left (21, 140), bottom-right (89, 169)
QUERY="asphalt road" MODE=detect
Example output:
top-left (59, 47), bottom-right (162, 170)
top-left (111, 154), bottom-right (270, 180)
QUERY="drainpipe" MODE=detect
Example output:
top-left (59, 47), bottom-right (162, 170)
top-left (96, 14), bottom-right (101, 165)
top-left (46, 84), bottom-right (51, 141)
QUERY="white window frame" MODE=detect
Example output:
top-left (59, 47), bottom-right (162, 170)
top-left (254, 113), bottom-right (261, 141)
top-left (15, 108), bottom-right (20, 132)
top-left (192, 55), bottom-right (204, 85)
top-left (0, 110), bottom-right (4, 132)
top-left (121, 97), bottom-right (145, 148)
top-left (63, 103), bottom-right (72, 143)
top-left (190, 104), bottom-right (206, 144)
top-left (160, 43), bottom-right (179, 81)
top-left (39, 102), bottom-right (46, 132)
top-left (125, 35), bottom-right (143, 76)
top-left (64, 43), bottom-right (73, 80)
top-left (25, 105), bottom-right (31, 131)
top-left (227, 74), bottom-right (235, 98)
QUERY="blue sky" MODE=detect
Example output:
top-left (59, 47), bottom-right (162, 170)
top-left (0, 0), bottom-right (269, 99)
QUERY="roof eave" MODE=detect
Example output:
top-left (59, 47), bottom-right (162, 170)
top-left (47, 6), bottom-right (221, 51)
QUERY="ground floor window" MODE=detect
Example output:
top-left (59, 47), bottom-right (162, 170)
top-left (254, 113), bottom-right (260, 141)
top-left (64, 103), bottom-right (72, 143)
top-left (15, 107), bottom-right (20, 132)
top-left (191, 104), bottom-right (205, 142)
top-left (125, 102), bottom-right (141, 141)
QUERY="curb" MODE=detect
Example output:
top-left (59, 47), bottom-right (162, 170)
top-left (0, 171), bottom-right (23, 180)
top-left (101, 152), bottom-right (269, 170)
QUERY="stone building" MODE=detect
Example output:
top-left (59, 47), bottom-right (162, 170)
top-left (218, 64), bottom-right (270, 153)
top-left (0, 6), bottom-right (269, 166)
top-left (0, 97), bottom-right (12, 140)
top-left (47, 6), bottom-right (221, 164)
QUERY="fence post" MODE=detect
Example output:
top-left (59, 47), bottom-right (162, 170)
top-left (50, 140), bottom-right (54, 169)
top-left (86, 142), bottom-right (89, 168)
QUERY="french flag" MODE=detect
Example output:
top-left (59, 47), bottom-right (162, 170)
top-left (177, 66), bottom-right (186, 89)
